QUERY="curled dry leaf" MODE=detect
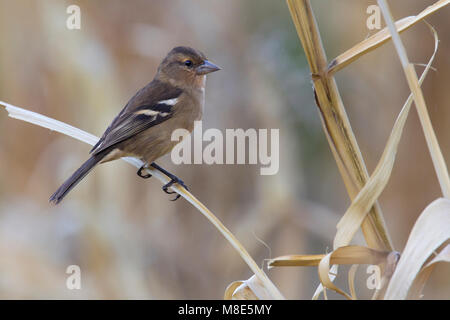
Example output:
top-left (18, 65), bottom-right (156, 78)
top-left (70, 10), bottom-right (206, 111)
top-left (269, 245), bottom-right (395, 300)
top-left (384, 198), bottom-right (450, 299)
top-left (312, 264), bottom-right (338, 300)
top-left (407, 244), bottom-right (450, 299)
top-left (348, 264), bottom-right (359, 300)
top-left (317, 246), bottom-right (393, 300)
top-left (318, 253), bottom-right (353, 300)
top-left (224, 275), bottom-right (273, 300)
top-left (224, 281), bottom-right (244, 300)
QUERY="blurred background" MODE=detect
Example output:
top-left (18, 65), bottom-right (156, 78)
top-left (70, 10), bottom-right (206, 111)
top-left (0, 0), bottom-right (448, 299)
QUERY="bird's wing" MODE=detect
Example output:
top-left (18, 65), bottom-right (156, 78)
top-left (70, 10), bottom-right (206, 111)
top-left (90, 81), bottom-right (182, 155)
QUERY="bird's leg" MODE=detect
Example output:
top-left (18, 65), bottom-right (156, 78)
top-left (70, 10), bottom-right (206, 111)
top-left (137, 164), bottom-right (152, 179)
top-left (150, 162), bottom-right (189, 201)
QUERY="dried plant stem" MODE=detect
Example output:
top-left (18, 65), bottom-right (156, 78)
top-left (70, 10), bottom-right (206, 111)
top-left (378, 0), bottom-right (450, 198)
top-left (0, 101), bottom-right (284, 300)
top-left (286, 0), bottom-right (393, 251)
top-left (175, 188), bottom-right (285, 299)
top-left (333, 23), bottom-right (438, 249)
top-left (328, 0), bottom-right (449, 74)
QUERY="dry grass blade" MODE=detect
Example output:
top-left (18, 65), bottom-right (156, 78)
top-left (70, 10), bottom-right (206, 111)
top-left (378, 0), bottom-right (450, 198)
top-left (268, 245), bottom-right (391, 267)
top-left (287, 0), bottom-right (392, 251)
top-left (384, 198), bottom-right (450, 299)
top-left (328, 0), bottom-right (449, 74)
top-left (268, 254), bottom-right (324, 267)
top-left (333, 23), bottom-right (438, 249)
top-left (0, 101), bottom-right (284, 300)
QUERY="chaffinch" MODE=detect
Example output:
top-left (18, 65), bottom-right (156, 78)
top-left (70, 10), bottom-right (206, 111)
top-left (50, 46), bottom-right (221, 204)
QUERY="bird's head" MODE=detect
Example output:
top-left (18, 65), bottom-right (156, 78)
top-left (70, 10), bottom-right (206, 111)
top-left (157, 46), bottom-right (221, 89)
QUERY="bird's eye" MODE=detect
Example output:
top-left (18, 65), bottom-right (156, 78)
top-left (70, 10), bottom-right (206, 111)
top-left (184, 60), bottom-right (193, 67)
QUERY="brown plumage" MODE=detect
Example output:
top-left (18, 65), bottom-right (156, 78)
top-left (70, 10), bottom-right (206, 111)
top-left (50, 46), bottom-right (221, 204)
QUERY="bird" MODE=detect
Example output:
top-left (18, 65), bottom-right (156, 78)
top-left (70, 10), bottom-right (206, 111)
top-left (49, 46), bottom-right (221, 204)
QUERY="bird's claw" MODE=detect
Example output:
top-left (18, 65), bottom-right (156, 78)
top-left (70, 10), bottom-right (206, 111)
top-left (140, 162), bottom-right (188, 201)
top-left (162, 177), bottom-right (189, 201)
top-left (137, 165), bottom-right (152, 179)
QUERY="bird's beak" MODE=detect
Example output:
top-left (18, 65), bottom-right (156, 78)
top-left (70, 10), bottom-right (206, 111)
top-left (196, 60), bottom-right (222, 75)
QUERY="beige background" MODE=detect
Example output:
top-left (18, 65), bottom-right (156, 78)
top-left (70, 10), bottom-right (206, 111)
top-left (0, 0), bottom-right (448, 299)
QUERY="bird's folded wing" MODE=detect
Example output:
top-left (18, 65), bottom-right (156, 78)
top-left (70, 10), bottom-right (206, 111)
top-left (91, 99), bottom-right (178, 155)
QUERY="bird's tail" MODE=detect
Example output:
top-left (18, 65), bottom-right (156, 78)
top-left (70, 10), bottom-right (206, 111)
top-left (49, 151), bottom-right (107, 204)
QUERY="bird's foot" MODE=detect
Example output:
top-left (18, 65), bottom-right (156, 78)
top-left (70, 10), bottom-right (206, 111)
top-left (162, 176), bottom-right (189, 201)
top-left (147, 162), bottom-right (189, 201)
top-left (137, 165), bottom-right (152, 179)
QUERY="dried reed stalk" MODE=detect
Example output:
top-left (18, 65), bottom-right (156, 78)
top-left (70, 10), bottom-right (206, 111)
top-left (286, 0), bottom-right (392, 251)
